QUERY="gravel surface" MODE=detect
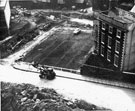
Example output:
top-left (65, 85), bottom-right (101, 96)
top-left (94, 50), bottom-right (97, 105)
top-left (23, 27), bottom-right (94, 70)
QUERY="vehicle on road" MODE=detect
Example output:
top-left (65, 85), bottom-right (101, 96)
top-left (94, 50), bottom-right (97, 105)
top-left (73, 28), bottom-right (81, 35)
top-left (31, 62), bottom-right (56, 80)
top-left (39, 67), bottom-right (56, 80)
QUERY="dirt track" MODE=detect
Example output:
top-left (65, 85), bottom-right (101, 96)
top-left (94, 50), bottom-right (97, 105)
top-left (23, 27), bottom-right (94, 70)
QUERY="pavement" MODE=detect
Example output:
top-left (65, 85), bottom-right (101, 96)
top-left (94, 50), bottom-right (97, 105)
top-left (12, 62), bottom-right (135, 90)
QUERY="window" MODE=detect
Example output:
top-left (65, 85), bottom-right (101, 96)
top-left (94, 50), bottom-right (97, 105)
top-left (102, 23), bottom-right (106, 30)
top-left (114, 54), bottom-right (119, 67)
top-left (107, 50), bottom-right (111, 62)
top-left (108, 36), bottom-right (112, 49)
top-left (109, 26), bottom-right (113, 34)
top-left (116, 29), bottom-right (121, 38)
top-left (100, 45), bottom-right (105, 57)
top-left (101, 32), bottom-right (105, 44)
top-left (115, 40), bottom-right (120, 54)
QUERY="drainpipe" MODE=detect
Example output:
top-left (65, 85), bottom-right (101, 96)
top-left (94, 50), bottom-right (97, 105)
top-left (127, 24), bottom-right (135, 70)
top-left (121, 30), bottom-right (129, 72)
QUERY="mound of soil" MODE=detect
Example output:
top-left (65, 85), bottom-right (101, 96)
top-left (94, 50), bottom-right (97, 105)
top-left (1, 82), bottom-right (108, 111)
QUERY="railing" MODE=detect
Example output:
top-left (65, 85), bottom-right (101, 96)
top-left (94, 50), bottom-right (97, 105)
top-left (34, 63), bottom-right (80, 74)
top-left (13, 62), bottom-right (135, 89)
top-left (123, 71), bottom-right (135, 75)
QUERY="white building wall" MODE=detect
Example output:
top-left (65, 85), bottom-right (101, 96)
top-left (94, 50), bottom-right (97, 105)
top-left (58, 0), bottom-right (65, 4)
top-left (4, 0), bottom-right (11, 29)
top-left (123, 24), bottom-right (135, 71)
top-left (75, 0), bottom-right (84, 3)
top-left (40, 0), bottom-right (50, 2)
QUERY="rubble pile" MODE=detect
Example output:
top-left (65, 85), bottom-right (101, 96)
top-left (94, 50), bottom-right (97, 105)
top-left (1, 82), bottom-right (106, 111)
top-left (0, 28), bottom-right (39, 59)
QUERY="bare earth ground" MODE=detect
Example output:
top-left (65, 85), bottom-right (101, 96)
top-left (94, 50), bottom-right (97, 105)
top-left (23, 27), bottom-right (94, 70)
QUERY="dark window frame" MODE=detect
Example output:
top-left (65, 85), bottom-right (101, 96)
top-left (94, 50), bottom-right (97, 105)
top-left (114, 54), bottom-right (119, 67)
top-left (102, 23), bottom-right (106, 30)
top-left (108, 36), bottom-right (112, 49)
top-left (115, 40), bottom-right (120, 54)
top-left (116, 29), bottom-right (121, 38)
top-left (107, 49), bottom-right (111, 62)
top-left (101, 32), bottom-right (105, 44)
top-left (109, 26), bottom-right (113, 34)
top-left (101, 45), bottom-right (105, 57)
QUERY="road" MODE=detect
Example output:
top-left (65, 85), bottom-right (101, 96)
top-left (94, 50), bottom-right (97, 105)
top-left (0, 64), bottom-right (135, 111)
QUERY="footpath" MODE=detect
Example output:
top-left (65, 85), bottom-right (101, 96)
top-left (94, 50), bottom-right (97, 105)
top-left (12, 62), bottom-right (135, 90)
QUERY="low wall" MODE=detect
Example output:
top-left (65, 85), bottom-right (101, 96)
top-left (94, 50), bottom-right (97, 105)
top-left (81, 65), bottom-right (135, 84)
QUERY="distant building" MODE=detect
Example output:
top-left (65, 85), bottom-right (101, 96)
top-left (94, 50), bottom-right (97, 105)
top-left (0, 0), bottom-right (11, 40)
top-left (92, 0), bottom-right (109, 11)
top-left (131, 4), bottom-right (135, 13)
top-left (75, 0), bottom-right (84, 4)
top-left (38, 0), bottom-right (51, 3)
top-left (118, 0), bottom-right (134, 11)
top-left (57, 0), bottom-right (65, 4)
top-left (10, 0), bottom-right (88, 9)
top-left (92, 0), bottom-right (135, 11)
top-left (95, 7), bottom-right (135, 73)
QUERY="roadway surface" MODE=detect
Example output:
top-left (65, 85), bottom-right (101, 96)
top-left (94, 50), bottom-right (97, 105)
top-left (0, 64), bottom-right (135, 111)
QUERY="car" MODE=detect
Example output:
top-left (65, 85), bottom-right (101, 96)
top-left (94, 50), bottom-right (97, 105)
top-left (39, 67), bottom-right (56, 80)
top-left (83, 9), bottom-right (87, 13)
top-left (79, 9), bottom-right (87, 13)
top-left (73, 28), bottom-right (81, 35)
top-left (79, 9), bottom-right (83, 12)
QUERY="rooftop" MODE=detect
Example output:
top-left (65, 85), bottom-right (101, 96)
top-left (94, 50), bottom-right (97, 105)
top-left (0, 0), bottom-right (7, 8)
top-left (98, 7), bottom-right (135, 29)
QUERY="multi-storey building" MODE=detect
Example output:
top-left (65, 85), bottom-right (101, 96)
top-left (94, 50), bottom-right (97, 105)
top-left (10, 0), bottom-right (87, 9)
top-left (92, 0), bottom-right (135, 11)
top-left (118, 0), bottom-right (134, 11)
top-left (0, 0), bottom-right (11, 40)
top-left (95, 8), bottom-right (135, 73)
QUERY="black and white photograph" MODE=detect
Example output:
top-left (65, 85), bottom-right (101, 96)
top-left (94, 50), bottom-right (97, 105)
top-left (0, 0), bottom-right (135, 111)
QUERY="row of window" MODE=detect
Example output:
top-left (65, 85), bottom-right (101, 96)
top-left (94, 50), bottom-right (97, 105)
top-left (102, 23), bottom-right (121, 38)
top-left (101, 32), bottom-right (121, 54)
top-left (100, 45), bottom-right (119, 67)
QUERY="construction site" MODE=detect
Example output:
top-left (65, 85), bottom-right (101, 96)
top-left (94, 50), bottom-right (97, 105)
top-left (1, 1), bottom-right (135, 111)
top-left (0, 3), bottom-right (94, 71)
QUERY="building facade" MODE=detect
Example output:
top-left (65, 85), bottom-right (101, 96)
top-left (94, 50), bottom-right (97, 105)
top-left (0, 0), bottom-right (11, 40)
top-left (10, 0), bottom-right (88, 9)
top-left (95, 8), bottom-right (135, 73)
top-left (92, 0), bottom-right (135, 12)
